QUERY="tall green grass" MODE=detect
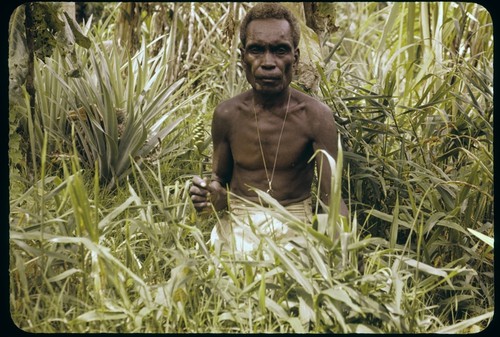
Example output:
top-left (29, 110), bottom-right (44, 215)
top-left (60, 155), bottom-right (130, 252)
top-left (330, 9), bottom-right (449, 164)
top-left (321, 2), bottom-right (493, 326)
top-left (10, 134), bottom-right (489, 332)
top-left (9, 2), bottom-right (493, 333)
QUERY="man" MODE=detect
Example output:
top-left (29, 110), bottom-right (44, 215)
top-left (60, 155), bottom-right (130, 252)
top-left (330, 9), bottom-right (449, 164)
top-left (190, 3), bottom-right (348, 252)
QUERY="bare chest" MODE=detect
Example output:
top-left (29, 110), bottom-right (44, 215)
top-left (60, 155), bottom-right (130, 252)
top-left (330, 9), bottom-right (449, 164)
top-left (229, 112), bottom-right (313, 171)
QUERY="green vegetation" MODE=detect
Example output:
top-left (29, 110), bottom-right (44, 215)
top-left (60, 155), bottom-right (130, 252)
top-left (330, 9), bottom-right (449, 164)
top-left (9, 2), bottom-right (493, 333)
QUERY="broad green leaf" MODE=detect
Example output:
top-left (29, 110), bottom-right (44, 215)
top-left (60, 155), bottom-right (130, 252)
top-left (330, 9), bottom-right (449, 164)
top-left (287, 317), bottom-right (305, 333)
top-left (76, 310), bottom-right (128, 322)
top-left (321, 287), bottom-right (363, 314)
top-left (264, 296), bottom-right (289, 319)
top-left (308, 244), bottom-right (330, 281)
top-left (258, 269), bottom-right (266, 312)
top-left (263, 237), bottom-right (314, 295)
top-left (434, 311), bottom-right (493, 333)
top-left (98, 196), bottom-right (137, 230)
top-left (389, 195), bottom-right (399, 249)
top-left (402, 258), bottom-right (448, 278)
top-left (298, 295), bottom-right (315, 324)
top-left (47, 268), bottom-right (82, 283)
top-left (467, 228), bottom-right (494, 248)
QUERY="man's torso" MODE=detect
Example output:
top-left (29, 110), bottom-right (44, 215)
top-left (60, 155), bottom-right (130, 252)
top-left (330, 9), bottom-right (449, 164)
top-left (217, 89), bottom-right (326, 205)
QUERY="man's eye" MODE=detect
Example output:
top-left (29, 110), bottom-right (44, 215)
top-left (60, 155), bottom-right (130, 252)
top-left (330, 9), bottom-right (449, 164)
top-left (248, 47), bottom-right (263, 54)
top-left (274, 47), bottom-right (289, 55)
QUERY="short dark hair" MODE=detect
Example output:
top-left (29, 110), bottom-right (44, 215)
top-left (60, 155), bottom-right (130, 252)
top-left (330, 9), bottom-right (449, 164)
top-left (240, 3), bottom-right (301, 48)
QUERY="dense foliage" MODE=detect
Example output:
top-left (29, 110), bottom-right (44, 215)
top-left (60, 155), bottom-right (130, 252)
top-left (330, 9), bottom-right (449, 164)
top-left (9, 2), bottom-right (493, 333)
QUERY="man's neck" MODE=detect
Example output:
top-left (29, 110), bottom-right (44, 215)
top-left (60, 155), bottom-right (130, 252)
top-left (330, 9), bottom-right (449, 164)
top-left (252, 88), bottom-right (291, 110)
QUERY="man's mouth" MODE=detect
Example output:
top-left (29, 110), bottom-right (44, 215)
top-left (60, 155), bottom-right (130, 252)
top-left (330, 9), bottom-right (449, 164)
top-left (257, 77), bottom-right (281, 83)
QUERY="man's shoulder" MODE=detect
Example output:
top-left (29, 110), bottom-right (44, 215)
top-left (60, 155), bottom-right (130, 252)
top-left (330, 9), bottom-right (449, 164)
top-left (215, 91), bottom-right (251, 114)
top-left (293, 89), bottom-right (332, 114)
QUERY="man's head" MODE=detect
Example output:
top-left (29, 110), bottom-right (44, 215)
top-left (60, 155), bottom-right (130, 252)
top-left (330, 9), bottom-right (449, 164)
top-left (240, 3), bottom-right (300, 96)
top-left (240, 3), bottom-right (300, 49)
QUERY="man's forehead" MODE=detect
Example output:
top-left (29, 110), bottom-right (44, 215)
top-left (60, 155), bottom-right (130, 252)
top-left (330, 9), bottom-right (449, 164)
top-left (245, 18), bottom-right (293, 43)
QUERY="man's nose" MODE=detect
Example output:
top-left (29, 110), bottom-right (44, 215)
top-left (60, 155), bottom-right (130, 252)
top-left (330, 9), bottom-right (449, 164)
top-left (261, 51), bottom-right (276, 68)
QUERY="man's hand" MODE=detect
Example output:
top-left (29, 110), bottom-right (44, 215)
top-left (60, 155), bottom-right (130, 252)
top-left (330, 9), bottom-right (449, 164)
top-left (190, 176), bottom-right (211, 213)
top-left (189, 176), bottom-right (228, 213)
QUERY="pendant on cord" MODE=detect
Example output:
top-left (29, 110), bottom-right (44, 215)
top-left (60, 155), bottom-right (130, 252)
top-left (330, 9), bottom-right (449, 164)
top-left (267, 181), bottom-right (273, 195)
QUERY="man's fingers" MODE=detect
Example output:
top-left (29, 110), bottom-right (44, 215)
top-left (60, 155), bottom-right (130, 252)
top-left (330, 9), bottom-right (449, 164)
top-left (190, 176), bottom-right (210, 196)
top-left (190, 194), bottom-right (210, 203)
top-left (192, 175), bottom-right (208, 188)
top-left (189, 184), bottom-right (209, 197)
top-left (191, 197), bottom-right (211, 212)
top-left (190, 176), bottom-right (213, 213)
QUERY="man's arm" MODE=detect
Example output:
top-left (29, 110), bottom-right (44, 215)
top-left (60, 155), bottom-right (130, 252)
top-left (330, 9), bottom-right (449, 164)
top-left (190, 105), bottom-right (232, 213)
top-left (208, 105), bottom-right (233, 211)
top-left (311, 103), bottom-right (348, 216)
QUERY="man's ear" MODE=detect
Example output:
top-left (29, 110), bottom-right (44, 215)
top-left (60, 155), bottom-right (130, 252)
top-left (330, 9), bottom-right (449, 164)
top-left (294, 48), bottom-right (300, 67)
top-left (240, 47), bottom-right (245, 61)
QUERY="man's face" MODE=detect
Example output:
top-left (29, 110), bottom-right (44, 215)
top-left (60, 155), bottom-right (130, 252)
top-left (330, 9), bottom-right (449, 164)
top-left (241, 18), bottom-right (299, 95)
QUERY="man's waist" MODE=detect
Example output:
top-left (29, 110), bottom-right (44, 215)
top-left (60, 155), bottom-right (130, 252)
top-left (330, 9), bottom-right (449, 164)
top-left (229, 194), bottom-right (312, 218)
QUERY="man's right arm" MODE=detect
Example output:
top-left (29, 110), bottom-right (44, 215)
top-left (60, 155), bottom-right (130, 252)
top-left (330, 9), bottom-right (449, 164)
top-left (208, 105), bottom-right (233, 211)
top-left (189, 105), bottom-right (233, 213)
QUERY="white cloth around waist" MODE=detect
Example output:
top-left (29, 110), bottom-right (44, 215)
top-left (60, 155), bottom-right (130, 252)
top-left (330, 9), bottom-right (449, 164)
top-left (210, 197), bottom-right (313, 254)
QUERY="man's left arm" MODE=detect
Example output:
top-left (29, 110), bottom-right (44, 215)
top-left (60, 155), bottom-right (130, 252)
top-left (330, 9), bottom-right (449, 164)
top-left (311, 104), bottom-right (349, 217)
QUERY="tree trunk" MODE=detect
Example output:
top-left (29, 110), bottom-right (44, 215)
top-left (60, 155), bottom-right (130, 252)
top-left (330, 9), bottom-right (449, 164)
top-left (303, 2), bottom-right (338, 42)
top-left (303, 2), bottom-right (319, 35)
top-left (117, 2), bottom-right (141, 51)
top-left (24, 3), bottom-right (38, 131)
